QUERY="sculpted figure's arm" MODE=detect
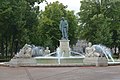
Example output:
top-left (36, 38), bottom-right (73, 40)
top-left (85, 47), bottom-right (90, 56)
top-left (85, 48), bottom-right (88, 54)
top-left (92, 46), bottom-right (96, 53)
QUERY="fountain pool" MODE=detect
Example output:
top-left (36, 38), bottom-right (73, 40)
top-left (34, 47), bottom-right (85, 64)
top-left (35, 56), bottom-right (84, 64)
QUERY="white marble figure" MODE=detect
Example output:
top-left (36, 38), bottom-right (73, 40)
top-left (85, 42), bottom-right (100, 57)
top-left (14, 44), bottom-right (32, 58)
top-left (44, 47), bottom-right (50, 55)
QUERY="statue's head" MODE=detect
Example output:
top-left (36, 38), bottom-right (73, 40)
top-left (46, 47), bottom-right (49, 50)
top-left (61, 17), bottom-right (65, 20)
top-left (88, 42), bottom-right (92, 47)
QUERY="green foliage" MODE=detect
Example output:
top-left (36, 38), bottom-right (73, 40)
top-left (0, 0), bottom-right (45, 59)
top-left (0, 0), bottom-right (78, 58)
top-left (38, 1), bottom-right (78, 50)
top-left (78, 0), bottom-right (120, 48)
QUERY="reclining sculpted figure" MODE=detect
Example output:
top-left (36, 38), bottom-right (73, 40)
top-left (85, 42), bottom-right (100, 57)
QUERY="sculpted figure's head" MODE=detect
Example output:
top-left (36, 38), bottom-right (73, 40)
top-left (46, 47), bottom-right (49, 50)
top-left (88, 42), bottom-right (92, 47)
top-left (61, 17), bottom-right (65, 20)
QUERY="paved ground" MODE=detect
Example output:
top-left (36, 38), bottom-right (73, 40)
top-left (0, 66), bottom-right (120, 80)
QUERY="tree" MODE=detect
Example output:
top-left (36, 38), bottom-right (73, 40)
top-left (78, 0), bottom-right (120, 49)
top-left (38, 1), bottom-right (78, 50)
top-left (0, 0), bottom-right (45, 60)
top-left (106, 0), bottom-right (120, 53)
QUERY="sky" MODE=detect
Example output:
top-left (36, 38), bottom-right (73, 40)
top-left (38, 0), bottom-right (81, 14)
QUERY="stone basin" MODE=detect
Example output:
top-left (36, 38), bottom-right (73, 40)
top-left (34, 56), bottom-right (84, 64)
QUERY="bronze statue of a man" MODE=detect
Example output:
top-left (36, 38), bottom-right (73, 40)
top-left (59, 17), bottom-right (68, 40)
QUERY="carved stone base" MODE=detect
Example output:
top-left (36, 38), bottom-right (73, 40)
top-left (83, 57), bottom-right (108, 67)
top-left (9, 58), bottom-right (37, 67)
top-left (59, 40), bottom-right (70, 57)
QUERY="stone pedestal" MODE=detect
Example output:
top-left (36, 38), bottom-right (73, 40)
top-left (83, 57), bottom-right (108, 67)
top-left (59, 40), bottom-right (70, 57)
top-left (9, 58), bottom-right (37, 67)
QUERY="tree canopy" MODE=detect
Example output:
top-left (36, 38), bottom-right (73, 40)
top-left (78, 0), bottom-right (120, 48)
top-left (0, 0), bottom-right (120, 60)
top-left (0, 0), bottom-right (44, 59)
top-left (0, 0), bottom-right (78, 59)
top-left (38, 1), bottom-right (78, 50)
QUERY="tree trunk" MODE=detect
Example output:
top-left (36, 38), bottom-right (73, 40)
top-left (5, 35), bottom-right (8, 59)
top-left (15, 39), bottom-right (18, 54)
top-left (11, 35), bottom-right (15, 57)
top-left (1, 34), bottom-right (4, 57)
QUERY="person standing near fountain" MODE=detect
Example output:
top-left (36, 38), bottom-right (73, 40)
top-left (59, 17), bottom-right (68, 40)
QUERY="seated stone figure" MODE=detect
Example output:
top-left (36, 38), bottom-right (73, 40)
top-left (85, 42), bottom-right (100, 57)
top-left (14, 44), bottom-right (32, 58)
top-left (44, 47), bottom-right (50, 55)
